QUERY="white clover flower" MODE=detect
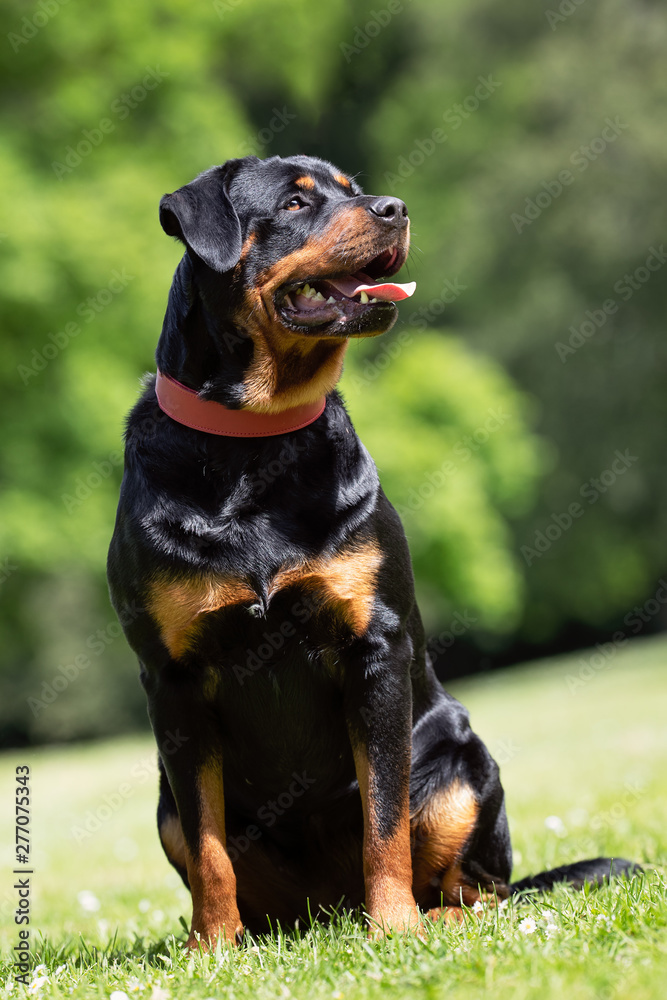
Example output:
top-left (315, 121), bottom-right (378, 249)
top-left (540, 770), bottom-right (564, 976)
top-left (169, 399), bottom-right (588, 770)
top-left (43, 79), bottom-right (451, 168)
top-left (28, 977), bottom-right (49, 993)
top-left (544, 815), bottom-right (567, 836)
top-left (519, 916), bottom-right (537, 934)
top-left (545, 922), bottom-right (559, 938)
top-left (472, 900), bottom-right (484, 913)
top-left (109, 992), bottom-right (130, 1000)
top-left (77, 889), bottom-right (101, 913)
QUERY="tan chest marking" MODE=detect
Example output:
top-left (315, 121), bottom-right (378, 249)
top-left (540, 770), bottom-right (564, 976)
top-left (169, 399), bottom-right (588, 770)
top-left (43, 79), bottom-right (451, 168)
top-left (148, 540), bottom-right (383, 660)
top-left (271, 540), bottom-right (383, 636)
top-left (147, 576), bottom-right (257, 659)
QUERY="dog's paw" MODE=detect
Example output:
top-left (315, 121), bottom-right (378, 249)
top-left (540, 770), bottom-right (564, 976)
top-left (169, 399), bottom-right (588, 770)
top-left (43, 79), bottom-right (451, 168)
top-left (425, 905), bottom-right (466, 924)
top-left (186, 916), bottom-right (244, 950)
top-left (366, 902), bottom-right (425, 941)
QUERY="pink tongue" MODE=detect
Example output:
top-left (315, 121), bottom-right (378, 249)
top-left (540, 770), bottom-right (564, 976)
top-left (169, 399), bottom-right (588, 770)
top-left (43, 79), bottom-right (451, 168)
top-left (328, 274), bottom-right (416, 302)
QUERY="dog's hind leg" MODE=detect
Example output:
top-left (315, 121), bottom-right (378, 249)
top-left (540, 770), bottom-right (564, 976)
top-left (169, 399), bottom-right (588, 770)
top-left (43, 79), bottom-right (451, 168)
top-left (157, 757), bottom-right (188, 886)
top-left (409, 694), bottom-right (513, 914)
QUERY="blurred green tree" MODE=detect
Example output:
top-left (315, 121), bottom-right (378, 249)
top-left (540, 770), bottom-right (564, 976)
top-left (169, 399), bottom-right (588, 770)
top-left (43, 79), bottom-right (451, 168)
top-left (1, 0), bottom-right (664, 744)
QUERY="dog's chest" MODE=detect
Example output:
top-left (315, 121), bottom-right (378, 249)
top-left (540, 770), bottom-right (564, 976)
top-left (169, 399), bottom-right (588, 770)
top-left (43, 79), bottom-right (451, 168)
top-left (146, 538), bottom-right (383, 661)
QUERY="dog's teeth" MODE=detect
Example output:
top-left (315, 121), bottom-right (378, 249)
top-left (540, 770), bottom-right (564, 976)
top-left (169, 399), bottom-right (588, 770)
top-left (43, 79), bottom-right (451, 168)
top-left (359, 290), bottom-right (369, 304)
top-left (370, 297), bottom-right (379, 303)
top-left (327, 296), bottom-right (336, 303)
top-left (284, 293), bottom-right (294, 308)
top-left (295, 287), bottom-right (305, 296)
top-left (312, 291), bottom-right (325, 301)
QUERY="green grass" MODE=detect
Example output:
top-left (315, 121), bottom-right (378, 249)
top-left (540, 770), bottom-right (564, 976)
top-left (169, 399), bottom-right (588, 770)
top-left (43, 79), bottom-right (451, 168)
top-left (1, 634), bottom-right (666, 998)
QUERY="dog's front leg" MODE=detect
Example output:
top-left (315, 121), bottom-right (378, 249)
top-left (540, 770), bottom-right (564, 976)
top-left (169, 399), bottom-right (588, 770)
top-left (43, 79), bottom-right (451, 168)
top-left (147, 674), bottom-right (242, 948)
top-left (344, 636), bottom-right (421, 936)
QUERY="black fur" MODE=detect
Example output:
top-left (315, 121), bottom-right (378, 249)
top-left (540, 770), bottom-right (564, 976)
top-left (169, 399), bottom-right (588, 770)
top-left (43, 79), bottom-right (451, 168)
top-left (512, 858), bottom-right (641, 893)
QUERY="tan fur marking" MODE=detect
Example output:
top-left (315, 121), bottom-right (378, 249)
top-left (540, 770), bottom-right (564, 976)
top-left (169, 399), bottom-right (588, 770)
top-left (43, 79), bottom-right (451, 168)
top-left (272, 540), bottom-right (383, 635)
top-left (256, 205), bottom-right (370, 296)
top-left (352, 745), bottom-right (420, 935)
top-left (239, 205), bottom-right (392, 413)
top-left (159, 813), bottom-right (187, 871)
top-left (239, 286), bottom-right (349, 412)
top-left (294, 175), bottom-right (315, 190)
top-left (426, 904), bottom-right (466, 924)
top-left (239, 231), bottom-right (256, 260)
top-left (334, 173), bottom-right (351, 188)
top-left (438, 862), bottom-right (487, 907)
top-left (411, 780), bottom-right (479, 898)
top-left (231, 206), bottom-right (411, 413)
top-left (184, 764), bottom-right (241, 947)
top-left (148, 576), bottom-right (256, 659)
top-left (149, 541), bottom-right (382, 659)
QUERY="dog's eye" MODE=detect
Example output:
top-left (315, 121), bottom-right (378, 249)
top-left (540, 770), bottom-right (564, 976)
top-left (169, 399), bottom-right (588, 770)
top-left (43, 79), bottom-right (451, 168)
top-left (284, 196), bottom-right (307, 211)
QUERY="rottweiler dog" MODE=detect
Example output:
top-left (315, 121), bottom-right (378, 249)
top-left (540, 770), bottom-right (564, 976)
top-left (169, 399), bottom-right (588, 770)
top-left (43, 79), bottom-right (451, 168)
top-left (107, 154), bottom-right (636, 947)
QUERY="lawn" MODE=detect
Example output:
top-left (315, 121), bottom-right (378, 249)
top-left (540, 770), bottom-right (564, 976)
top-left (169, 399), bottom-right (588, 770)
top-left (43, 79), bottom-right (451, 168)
top-left (1, 634), bottom-right (666, 999)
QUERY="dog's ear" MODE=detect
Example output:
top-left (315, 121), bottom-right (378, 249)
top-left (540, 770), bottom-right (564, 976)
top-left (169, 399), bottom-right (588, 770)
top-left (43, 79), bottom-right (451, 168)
top-left (159, 164), bottom-right (243, 273)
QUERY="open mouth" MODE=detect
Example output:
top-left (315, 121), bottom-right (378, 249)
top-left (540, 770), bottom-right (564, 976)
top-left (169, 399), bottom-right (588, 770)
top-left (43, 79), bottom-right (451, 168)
top-left (276, 245), bottom-right (416, 332)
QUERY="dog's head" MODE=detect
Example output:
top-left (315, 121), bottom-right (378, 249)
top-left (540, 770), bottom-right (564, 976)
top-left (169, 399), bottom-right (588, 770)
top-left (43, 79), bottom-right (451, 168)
top-left (159, 155), bottom-right (415, 410)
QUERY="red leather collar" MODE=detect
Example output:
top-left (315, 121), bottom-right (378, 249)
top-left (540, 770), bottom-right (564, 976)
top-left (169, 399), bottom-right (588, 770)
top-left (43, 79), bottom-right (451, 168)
top-left (155, 371), bottom-right (326, 438)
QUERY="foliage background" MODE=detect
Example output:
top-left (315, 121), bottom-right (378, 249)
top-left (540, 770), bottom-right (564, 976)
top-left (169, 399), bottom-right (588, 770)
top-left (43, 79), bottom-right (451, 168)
top-left (1, 0), bottom-right (665, 745)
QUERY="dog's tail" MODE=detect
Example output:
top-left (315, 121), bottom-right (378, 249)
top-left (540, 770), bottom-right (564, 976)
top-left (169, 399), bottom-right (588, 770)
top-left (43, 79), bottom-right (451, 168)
top-left (510, 856), bottom-right (641, 894)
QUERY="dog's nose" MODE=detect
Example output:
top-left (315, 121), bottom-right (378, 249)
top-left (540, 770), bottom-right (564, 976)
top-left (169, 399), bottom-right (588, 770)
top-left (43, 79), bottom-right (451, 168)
top-left (367, 196), bottom-right (408, 224)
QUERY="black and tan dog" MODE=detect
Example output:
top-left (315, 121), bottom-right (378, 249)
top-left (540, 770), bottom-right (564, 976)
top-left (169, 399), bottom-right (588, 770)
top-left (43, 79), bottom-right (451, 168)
top-left (108, 154), bottom-right (635, 947)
